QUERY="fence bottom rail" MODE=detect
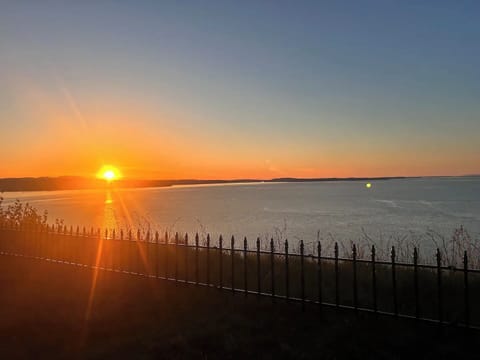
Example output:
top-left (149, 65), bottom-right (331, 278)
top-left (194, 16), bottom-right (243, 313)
top-left (0, 249), bottom-right (476, 331)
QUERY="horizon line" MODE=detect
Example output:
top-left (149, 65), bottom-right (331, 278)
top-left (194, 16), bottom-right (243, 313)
top-left (1, 174), bottom-right (480, 182)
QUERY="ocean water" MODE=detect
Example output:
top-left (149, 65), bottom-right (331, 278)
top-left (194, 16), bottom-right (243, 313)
top-left (2, 177), bottom-right (479, 255)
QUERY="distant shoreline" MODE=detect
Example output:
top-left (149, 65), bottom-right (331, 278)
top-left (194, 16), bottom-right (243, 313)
top-left (0, 175), bottom-right (476, 193)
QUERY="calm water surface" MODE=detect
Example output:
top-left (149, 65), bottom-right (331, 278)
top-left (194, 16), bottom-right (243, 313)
top-left (2, 177), bottom-right (480, 253)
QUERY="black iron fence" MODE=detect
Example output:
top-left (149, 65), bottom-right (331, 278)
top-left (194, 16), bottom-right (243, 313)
top-left (0, 222), bottom-right (478, 330)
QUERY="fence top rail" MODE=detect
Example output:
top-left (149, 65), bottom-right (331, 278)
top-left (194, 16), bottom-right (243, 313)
top-left (2, 225), bottom-right (480, 272)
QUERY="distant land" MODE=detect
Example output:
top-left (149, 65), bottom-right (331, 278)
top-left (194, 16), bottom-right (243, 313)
top-left (0, 175), bottom-right (424, 192)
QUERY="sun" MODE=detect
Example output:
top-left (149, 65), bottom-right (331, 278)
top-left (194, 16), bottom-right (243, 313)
top-left (104, 170), bottom-right (115, 181)
top-left (96, 165), bottom-right (122, 182)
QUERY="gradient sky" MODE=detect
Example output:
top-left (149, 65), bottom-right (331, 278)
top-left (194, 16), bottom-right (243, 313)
top-left (1, 1), bottom-right (479, 179)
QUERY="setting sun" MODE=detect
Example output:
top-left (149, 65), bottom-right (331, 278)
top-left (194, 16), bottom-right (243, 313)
top-left (97, 165), bottom-right (122, 182)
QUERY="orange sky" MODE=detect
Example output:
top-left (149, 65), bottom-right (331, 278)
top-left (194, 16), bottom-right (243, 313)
top-left (1, 74), bottom-right (478, 180)
top-left (1, 2), bottom-right (479, 180)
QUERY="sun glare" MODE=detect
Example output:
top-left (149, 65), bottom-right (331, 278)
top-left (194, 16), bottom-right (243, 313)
top-left (97, 165), bottom-right (122, 182)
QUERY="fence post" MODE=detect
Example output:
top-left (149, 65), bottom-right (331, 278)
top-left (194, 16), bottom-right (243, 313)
top-left (231, 236), bottom-right (235, 294)
top-left (111, 229), bottom-right (116, 270)
top-left (317, 241), bottom-right (322, 310)
top-left (353, 244), bottom-right (358, 314)
top-left (285, 239), bottom-right (289, 302)
top-left (185, 233), bottom-right (189, 282)
top-left (175, 232), bottom-right (179, 284)
top-left (334, 242), bottom-right (339, 309)
top-left (270, 238), bottom-right (275, 302)
top-left (195, 233), bottom-right (199, 285)
top-left (371, 245), bottom-right (377, 314)
top-left (39, 223), bottom-right (43, 259)
top-left (136, 229), bottom-right (141, 274)
top-left (256, 237), bottom-right (261, 297)
top-left (106, 229), bottom-right (111, 269)
top-left (464, 251), bottom-right (470, 328)
top-left (120, 229), bottom-right (124, 271)
top-left (206, 234), bottom-right (210, 286)
top-left (436, 248), bottom-right (443, 325)
top-left (38, 223), bottom-right (43, 259)
top-left (128, 230), bottom-right (132, 273)
top-left (155, 231), bottom-right (159, 278)
top-left (219, 235), bottom-right (223, 289)
top-left (55, 224), bottom-right (60, 262)
top-left (44, 224), bottom-right (49, 259)
top-left (146, 230), bottom-right (151, 276)
top-left (97, 228), bottom-right (102, 268)
top-left (243, 237), bottom-right (248, 296)
top-left (300, 240), bottom-right (305, 312)
top-left (52, 225), bottom-right (57, 260)
top-left (165, 231), bottom-right (169, 279)
top-left (111, 228), bottom-right (116, 270)
top-left (413, 247), bottom-right (419, 320)
top-left (391, 246), bottom-right (398, 317)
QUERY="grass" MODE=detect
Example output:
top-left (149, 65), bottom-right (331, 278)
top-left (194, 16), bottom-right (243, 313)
top-left (0, 254), bottom-right (478, 359)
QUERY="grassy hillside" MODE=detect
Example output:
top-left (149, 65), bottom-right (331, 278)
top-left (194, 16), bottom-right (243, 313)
top-left (0, 255), bottom-right (478, 359)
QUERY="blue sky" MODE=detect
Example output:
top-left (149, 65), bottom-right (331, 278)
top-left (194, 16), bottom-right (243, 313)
top-left (1, 1), bottom-right (479, 178)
